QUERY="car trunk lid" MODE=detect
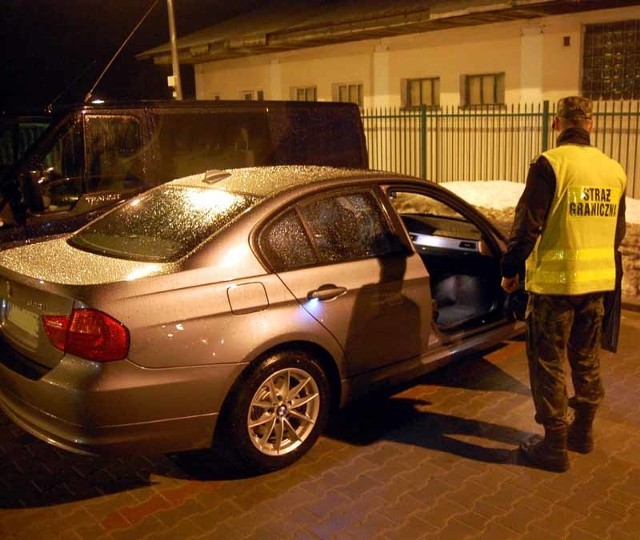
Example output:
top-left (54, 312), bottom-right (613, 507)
top-left (0, 237), bottom-right (173, 370)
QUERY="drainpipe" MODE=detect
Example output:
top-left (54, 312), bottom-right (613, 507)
top-left (541, 100), bottom-right (550, 151)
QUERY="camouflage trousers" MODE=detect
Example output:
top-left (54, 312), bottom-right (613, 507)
top-left (525, 292), bottom-right (606, 428)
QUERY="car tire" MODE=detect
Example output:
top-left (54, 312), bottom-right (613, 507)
top-left (221, 349), bottom-right (331, 473)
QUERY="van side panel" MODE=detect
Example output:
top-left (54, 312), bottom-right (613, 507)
top-left (145, 101), bottom-right (368, 181)
top-left (266, 102), bottom-right (368, 169)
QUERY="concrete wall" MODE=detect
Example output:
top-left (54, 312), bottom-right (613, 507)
top-left (194, 6), bottom-right (640, 105)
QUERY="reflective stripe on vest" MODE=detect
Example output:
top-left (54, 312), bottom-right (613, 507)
top-left (526, 247), bottom-right (615, 294)
top-left (525, 144), bottom-right (626, 295)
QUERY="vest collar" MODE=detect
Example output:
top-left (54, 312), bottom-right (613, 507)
top-left (556, 127), bottom-right (591, 146)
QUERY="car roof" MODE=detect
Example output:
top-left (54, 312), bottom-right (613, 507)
top-left (169, 165), bottom-right (411, 198)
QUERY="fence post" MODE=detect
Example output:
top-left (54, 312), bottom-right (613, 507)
top-left (541, 100), bottom-right (550, 151)
top-left (420, 104), bottom-right (427, 179)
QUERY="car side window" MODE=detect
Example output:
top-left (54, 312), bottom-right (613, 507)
top-left (301, 192), bottom-right (400, 263)
top-left (389, 189), bottom-right (485, 250)
top-left (261, 209), bottom-right (317, 271)
top-left (261, 190), bottom-right (403, 271)
top-left (390, 190), bottom-right (467, 220)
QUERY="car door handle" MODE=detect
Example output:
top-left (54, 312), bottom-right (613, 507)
top-left (307, 285), bottom-right (348, 301)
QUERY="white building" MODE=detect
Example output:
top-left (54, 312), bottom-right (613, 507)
top-left (137, 0), bottom-right (640, 107)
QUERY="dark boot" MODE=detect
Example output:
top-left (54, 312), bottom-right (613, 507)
top-left (567, 400), bottom-right (596, 454)
top-left (519, 425), bottom-right (569, 472)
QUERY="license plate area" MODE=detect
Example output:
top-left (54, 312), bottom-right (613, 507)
top-left (7, 304), bottom-right (40, 334)
top-left (2, 302), bottom-right (41, 349)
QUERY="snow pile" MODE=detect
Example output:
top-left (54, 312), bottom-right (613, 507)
top-left (441, 180), bottom-right (640, 224)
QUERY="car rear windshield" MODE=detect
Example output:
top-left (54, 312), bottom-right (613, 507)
top-left (69, 186), bottom-right (256, 262)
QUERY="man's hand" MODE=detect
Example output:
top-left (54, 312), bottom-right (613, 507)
top-left (501, 275), bottom-right (520, 294)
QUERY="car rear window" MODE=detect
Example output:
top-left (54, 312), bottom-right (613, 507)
top-left (69, 186), bottom-right (255, 262)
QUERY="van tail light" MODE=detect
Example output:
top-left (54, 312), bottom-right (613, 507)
top-left (42, 308), bottom-right (130, 362)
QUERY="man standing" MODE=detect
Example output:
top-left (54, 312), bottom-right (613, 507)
top-left (501, 96), bottom-right (626, 472)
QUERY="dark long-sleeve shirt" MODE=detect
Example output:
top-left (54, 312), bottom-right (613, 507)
top-left (501, 127), bottom-right (627, 279)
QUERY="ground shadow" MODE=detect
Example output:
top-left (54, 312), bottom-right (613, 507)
top-left (416, 352), bottom-right (530, 395)
top-left (326, 393), bottom-right (530, 465)
top-left (0, 414), bottom-right (251, 508)
top-left (324, 351), bottom-right (534, 464)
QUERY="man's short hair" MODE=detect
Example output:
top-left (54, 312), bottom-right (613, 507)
top-left (556, 96), bottom-right (593, 119)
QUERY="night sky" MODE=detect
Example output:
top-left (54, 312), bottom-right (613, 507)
top-left (0, 0), bottom-right (268, 112)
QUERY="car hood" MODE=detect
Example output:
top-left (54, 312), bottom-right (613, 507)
top-left (0, 238), bottom-right (176, 286)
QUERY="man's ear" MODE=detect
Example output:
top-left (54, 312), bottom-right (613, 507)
top-left (586, 118), bottom-right (594, 133)
top-left (552, 117), bottom-right (559, 131)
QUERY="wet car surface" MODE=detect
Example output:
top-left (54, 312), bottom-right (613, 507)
top-left (0, 165), bottom-right (521, 472)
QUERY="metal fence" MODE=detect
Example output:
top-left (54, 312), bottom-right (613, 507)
top-left (361, 101), bottom-right (640, 198)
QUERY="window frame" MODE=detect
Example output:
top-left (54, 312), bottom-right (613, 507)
top-left (291, 86), bottom-right (317, 102)
top-left (82, 114), bottom-right (144, 200)
top-left (332, 82), bottom-right (364, 107)
top-left (241, 90), bottom-right (265, 101)
top-left (257, 187), bottom-right (407, 272)
top-left (582, 19), bottom-right (640, 100)
top-left (402, 77), bottom-right (441, 109)
top-left (461, 72), bottom-right (505, 107)
top-left (383, 184), bottom-right (503, 259)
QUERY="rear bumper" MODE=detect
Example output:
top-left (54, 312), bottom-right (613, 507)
top-left (0, 354), bottom-right (244, 456)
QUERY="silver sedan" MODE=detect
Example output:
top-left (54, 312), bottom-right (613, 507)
top-left (0, 165), bottom-right (521, 472)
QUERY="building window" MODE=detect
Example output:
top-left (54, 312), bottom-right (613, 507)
top-left (333, 83), bottom-right (364, 106)
top-left (462, 73), bottom-right (505, 106)
top-left (241, 90), bottom-right (264, 101)
top-left (403, 78), bottom-right (440, 108)
top-left (582, 20), bottom-right (640, 100)
top-left (292, 86), bottom-right (317, 101)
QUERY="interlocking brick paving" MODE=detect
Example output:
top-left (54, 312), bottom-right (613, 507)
top-left (1, 310), bottom-right (639, 539)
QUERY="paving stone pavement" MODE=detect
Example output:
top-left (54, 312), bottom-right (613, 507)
top-left (1, 310), bottom-right (639, 540)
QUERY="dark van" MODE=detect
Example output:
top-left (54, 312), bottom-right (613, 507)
top-left (0, 100), bottom-right (368, 248)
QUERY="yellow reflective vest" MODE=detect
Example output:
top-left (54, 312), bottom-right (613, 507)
top-left (525, 144), bottom-right (626, 295)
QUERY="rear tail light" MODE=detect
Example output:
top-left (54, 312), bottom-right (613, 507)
top-left (42, 308), bottom-right (130, 362)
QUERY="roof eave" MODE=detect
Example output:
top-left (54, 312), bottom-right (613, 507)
top-left (136, 0), bottom-right (640, 65)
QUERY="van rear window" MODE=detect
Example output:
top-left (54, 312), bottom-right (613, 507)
top-left (69, 186), bottom-right (255, 262)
